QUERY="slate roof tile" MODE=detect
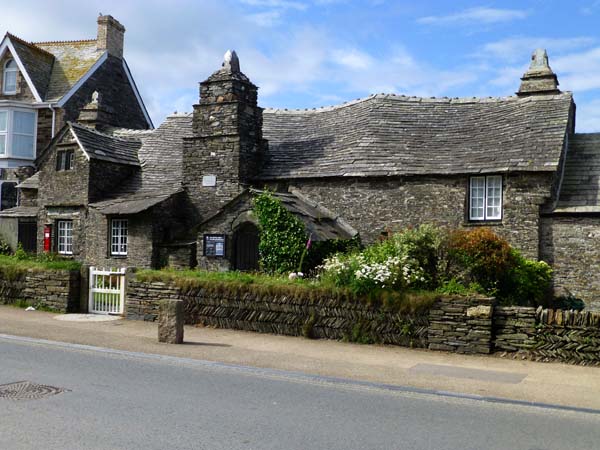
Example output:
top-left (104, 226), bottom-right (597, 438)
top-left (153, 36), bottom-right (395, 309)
top-left (69, 122), bottom-right (141, 166)
top-left (260, 93), bottom-right (573, 179)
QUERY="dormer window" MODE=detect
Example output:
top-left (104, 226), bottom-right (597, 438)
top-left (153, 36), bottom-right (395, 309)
top-left (3, 59), bottom-right (17, 95)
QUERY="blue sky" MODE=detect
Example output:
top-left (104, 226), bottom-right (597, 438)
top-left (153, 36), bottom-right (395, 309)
top-left (2, 0), bottom-right (600, 131)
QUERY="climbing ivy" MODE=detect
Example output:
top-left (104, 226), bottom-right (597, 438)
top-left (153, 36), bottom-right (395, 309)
top-left (253, 191), bottom-right (307, 274)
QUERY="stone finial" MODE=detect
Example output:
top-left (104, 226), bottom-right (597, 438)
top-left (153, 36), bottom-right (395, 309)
top-left (91, 90), bottom-right (100, 104)
top-left (222, 50), bottom-right (240, 73)
top-left (517, 48), bottom-right (560, 96)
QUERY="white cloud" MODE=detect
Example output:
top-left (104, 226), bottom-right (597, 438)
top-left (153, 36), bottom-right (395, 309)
top-left (478, 37), bottom-right (595, 63)
top-left (332, 49), bottom-right (374, 70)
top-left (417, 7), bottom-right (528, 26)
top-left (575, 99), bottom-right (600, 132)
top-left (247, 10), bottom-right (283, 27)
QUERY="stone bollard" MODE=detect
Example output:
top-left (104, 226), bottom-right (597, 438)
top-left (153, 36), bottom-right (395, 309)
top-left (158, 300), bottom-right (184, 344)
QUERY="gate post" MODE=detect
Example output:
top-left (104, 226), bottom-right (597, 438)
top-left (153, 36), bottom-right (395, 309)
top-left (80, 264), bottom-right (91, 313)
top-left (158, 300), bottom-right (184, 344)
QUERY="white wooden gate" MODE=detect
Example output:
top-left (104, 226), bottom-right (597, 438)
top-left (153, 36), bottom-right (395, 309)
top-left (89, 267), bottom-right (126, 315)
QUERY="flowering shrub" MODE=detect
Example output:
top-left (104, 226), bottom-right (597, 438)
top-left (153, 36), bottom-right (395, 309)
top-left (318, 227), bottom-right (437, 295)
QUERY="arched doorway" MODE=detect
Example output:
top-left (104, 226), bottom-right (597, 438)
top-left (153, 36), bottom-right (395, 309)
top-left (233, 222), bottom-right (260, 271)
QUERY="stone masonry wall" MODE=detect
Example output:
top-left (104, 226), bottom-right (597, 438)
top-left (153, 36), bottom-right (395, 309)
top-left (428, 296), bottom-right (494, 354)
top-left (0, 269), bottom-right (80, 312)
top-left (493, 306), bottom-right (537, 351)
top-left (289, 172), bottom-right (554, 259)
top-left (540, 216), bottom-right (600, 309)
top-left (126, 278), bottom-right (497, 352)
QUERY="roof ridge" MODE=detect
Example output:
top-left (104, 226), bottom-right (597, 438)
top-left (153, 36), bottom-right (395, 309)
top-left (263, 92), bottom-right (573, 114)
top-left (6, 32), bottom-right (55, 58)
top-left (69, 122), bottom-right (142, 142)
top-left (33, 38), bottom-right (97, 45)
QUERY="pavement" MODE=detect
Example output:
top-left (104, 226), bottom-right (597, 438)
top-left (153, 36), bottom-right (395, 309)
top-left (1, 305), bottom-right (599, 411)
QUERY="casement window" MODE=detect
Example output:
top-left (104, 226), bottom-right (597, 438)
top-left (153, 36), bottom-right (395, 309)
top-left (3, 59), bottom-right (17, 94)
top-left (0, 108), bottom-right (36, 159)
top-left (56, 149), bottom-right (75, 171)
top-left (110, 219), bottom-right (128, 256)
top-left (469, 175), bottom-right (503, 221)
top-left (57, 220), bottom-right (73, 255)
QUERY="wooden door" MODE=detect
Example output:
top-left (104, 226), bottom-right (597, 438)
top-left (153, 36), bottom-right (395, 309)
top-left (234, 223), bottom-right (260, 271)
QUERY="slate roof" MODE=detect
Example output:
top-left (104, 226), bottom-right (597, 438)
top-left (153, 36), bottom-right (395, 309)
top-left (260, 93), bottom-right (573, 179)
top-left (0, 206), bottom-right (39, 218)
top-left (70, 122), bottom-right (141, 166)
top-left (89, 191), bottom-right (180, 215)
top-left (88, 113), bottom-right (193, 214)
top-left (7, 33), bottom-right (54, 99)
top-left (555, 133), bottom-right (600, 213)
top-left (16, 172), bottom-right (39, 189)
top-left (32, 39), bottom-right (104, 102)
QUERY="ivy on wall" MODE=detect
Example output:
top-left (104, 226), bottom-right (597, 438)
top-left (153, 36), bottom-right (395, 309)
top-left (253, 191), bottom-right (307, 274)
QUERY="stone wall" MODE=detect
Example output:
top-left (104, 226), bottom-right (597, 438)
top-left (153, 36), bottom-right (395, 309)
top-left (531, 307), bottom-right (600, 365)
top-left (428, 296), bottom-right (494, 354)
top-left (126, 278), bottom-right (498, 352)
top-left (493, 306), bottom-right (537, 351)
top-left (540, 216), bottom-right (600, 309)
top-left (289, 172), bottom-right (554, 259)
top-left (0, 268), bottom-right (80, 312)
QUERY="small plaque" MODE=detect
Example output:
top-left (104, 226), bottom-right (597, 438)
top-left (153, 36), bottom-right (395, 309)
top-left (202, 175), bottom-right (217, 187)
top-left (204, 234), bottom-right (226, 257)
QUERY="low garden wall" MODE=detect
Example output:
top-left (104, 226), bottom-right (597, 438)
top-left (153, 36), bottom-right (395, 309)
top-left (127, 278), bottom-right (493, 353)
top-left (0, 268), bottom-right (81, 313)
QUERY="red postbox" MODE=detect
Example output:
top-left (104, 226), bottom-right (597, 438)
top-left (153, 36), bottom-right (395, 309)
top-left (43, 225), bottom-right (52, 252)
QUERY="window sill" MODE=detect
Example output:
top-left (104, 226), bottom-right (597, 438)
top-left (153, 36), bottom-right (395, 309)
top-left (463, 220), bottom-right (503, 227)
top-left (110, 255), bottom-right (128, 259)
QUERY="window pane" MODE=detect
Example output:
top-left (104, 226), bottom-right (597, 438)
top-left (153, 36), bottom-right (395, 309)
top-left (0, 111), bottom-right (6, 131)
top-left (470, 177), bottom-right (486, 220)
top-left (12, 134), bottom-right (34, 157)
top-left (3, 71), bottom-right (16, 93)
top-left (486, 176), bottom-right (502, 219)
top-left (13, 111), bottom-right (35, 134)
top-left (0, 135), bottom-right (5, 155)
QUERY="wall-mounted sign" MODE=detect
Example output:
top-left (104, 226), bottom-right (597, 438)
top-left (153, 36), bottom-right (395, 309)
top-left (203, 234), bottom-right (226, 257)
top-left (202, 175), bottom-right (217, 187)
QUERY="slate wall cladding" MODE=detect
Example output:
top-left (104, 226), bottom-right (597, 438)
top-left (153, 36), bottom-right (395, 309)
top-left (0, 269), bottom-right (80, 312)
top-left (288, 172), bottom-right (554, 259)
top-left (60, 55), bottom-right (149, 130)
top-left (540, 216), bottom-right (600, 309)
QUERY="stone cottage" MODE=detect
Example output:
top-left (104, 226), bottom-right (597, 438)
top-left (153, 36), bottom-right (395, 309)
top-left (0, 14), bottom-right (152, 251)
top-left (4, 41), bottom-right (600, 309)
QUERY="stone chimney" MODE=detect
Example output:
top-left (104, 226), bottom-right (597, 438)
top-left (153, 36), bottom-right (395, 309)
top-left (517, 49), bottom-right (560, 96)
top-left (183, 50), bottom-right (266, 219)
top-left (76, 91), bottom-right (113, 130)
top-left (97, 14), bottom-right (125, 59)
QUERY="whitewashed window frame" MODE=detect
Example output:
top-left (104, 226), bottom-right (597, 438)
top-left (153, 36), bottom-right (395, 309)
top-left (3, 59), bottom-right (17, 95)
top-left (57, 220), bottom-right (73, 255)
top-left (469, 175), bottom-right (503, 221)
top-left (0, 107), bottom-right (37, 160)
top-left (111, 219), bottom-right (128, 256)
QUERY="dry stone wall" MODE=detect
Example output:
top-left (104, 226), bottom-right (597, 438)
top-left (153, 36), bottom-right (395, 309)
top-left (0, 269), bottom-right (80, 312)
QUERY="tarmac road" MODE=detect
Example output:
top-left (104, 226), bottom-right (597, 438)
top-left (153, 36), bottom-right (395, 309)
top-left (1, 336), bottom-right (598, 450)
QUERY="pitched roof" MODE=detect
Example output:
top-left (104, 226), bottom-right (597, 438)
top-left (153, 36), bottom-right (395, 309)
top-left (555, 133), bottom-right (600, 213)
top-left (0, 206), bottom-right (39, 218)
top-left (89, 190), bottom-right (181, 215)
top-left (260, 93), bottom-right (573, 179)
top-left (7, 33), bottom-right (54, 99)
top-left (33, 39), bottom-right (104, 102)
top-left (16, 172), bottom-right (39, 189)
top-left (70, 122), bottom-right (141, 166)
